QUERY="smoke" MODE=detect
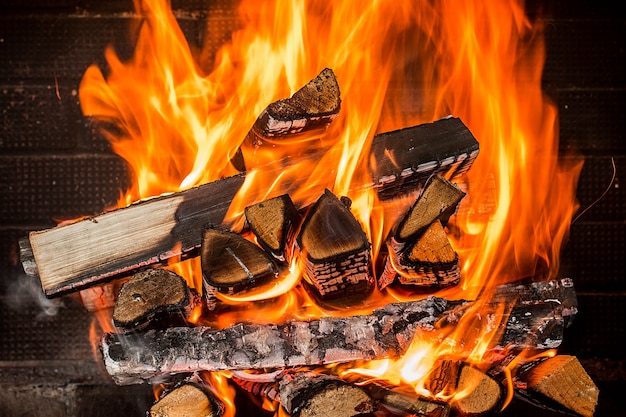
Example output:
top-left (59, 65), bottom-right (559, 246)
top-left (4, 272), bottom-right (65, 318)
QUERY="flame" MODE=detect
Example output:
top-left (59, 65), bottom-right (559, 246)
top-left (78, 0), bottom-right (583, 410)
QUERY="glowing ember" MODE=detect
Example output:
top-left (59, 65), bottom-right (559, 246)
top-left (78, 0), bottom-right (583, 412)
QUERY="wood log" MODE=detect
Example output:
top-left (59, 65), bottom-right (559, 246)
top-left (379, 175), bottom-right (465, 289)
top-left (517, 355), bottom-right (599, 417)
top-left (296, 189), bottom-right (374, 304)
top-left (363, 383), bottom-right (451, 417)
top-left (21, 173), bottom-right (246, 297)
top-left (368, 116), bottom-right (479, 200)
top-left (20, 117), bottom-right (480, 298)
top-left (79, 282), bottom-right (117, 312)
top-left (244, 194), bottom-right (301, 263)
top-left (149, 383), bottom-right (224, 417)
top-left (425, 360), bottom-right (502, 416)
top-left (200, 228), bottom-right (279, 295)
top-left (100, 279), bottom-right (574, 385)
top-left (112, 268), bottom-right (199, 331)
top-left (278, 372), bottom-right (374, 417)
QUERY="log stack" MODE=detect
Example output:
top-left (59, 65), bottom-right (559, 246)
top-left (18, 68), bottom-right (599, 417)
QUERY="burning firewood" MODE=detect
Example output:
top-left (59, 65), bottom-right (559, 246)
top-left (100, 279), bottom-right (574, 385)
top-left (244, 193), bottom-right (300, 263)
top-left (20, 116), bottom-right (480, 298)
top-left (112, 269), bottom-right (199, 332)
top-left (426, 360), bottom-right (502, 416)
top-left (201, 227), bottom-right (280, 296)
top-left (363, 383), bottom-right (451, 417)
top-left (278, 371), bottom-right (374, 417)
top-left (232, 68), bottom-right (342, 172)
top-left (149, 382), bottom-right (224, 417)
top-left (368, 116), bottom-right (479, 200)
top-left (516, 355), bottom-right (599, 417)
top-left (379, 175), bottom-right (466, 290)
top-left (296, 189), bottom-right (374, 304)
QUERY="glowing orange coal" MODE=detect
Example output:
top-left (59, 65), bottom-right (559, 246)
top-left (78, 0), bottom-right (583, 411)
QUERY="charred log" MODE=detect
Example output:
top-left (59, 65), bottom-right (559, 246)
top-left (113, 268), bottom-right (199, 331)
top-left (296, 189), bottom-right (374, 304)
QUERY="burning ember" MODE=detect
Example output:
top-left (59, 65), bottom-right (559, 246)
top-left (19, 0), bottom-right (598, 416)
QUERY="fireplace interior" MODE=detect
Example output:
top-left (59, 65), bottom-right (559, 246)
top-left (1, 0), bottom-right (624, 416)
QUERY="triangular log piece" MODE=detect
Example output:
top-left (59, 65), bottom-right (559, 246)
top-left (519, 355), bottom-right (599, 417)
top-left (245, 194), bottom-right (301, 263)
top-left (296, 189), bottom-right (374, 303)
top-left (112, 269), bottom-right (199, 332)
top-left (368, 116), bottom-right (479, 200)
top-left (149, 383), bottom-right (223, 417)
top-left (380, 220), bottom-right (461, 289)
top-left (396, 175), bottom-right (466, 244)
top-left (278, 372), bottom-right (374, 417)
top-left (232, 68), bottom-right (341, 171)
top-left (201, 228), bottom-right (279, 295)
top-left (426, 360), bottom-right (502, 416)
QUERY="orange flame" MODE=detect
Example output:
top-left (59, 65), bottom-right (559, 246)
top-left (78, 0), bottom-right (583, 409)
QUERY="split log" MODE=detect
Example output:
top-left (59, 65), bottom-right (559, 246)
top-left (21, 173), bottom-right (246, 297)
top-left (21, 117), bottom-right (479, 298)
top-left (278, 372), bottom-right (374, 417)
top-left (201, 228), bottom-right (279, 295)
top-left (368, 116), bottom-right (479, 200)
top-left (363, 383), bottom-right (451, 417)
top-left (150, 383), bottom-right (224, 417)
top-left (79, 283), bottom-right (117, 312)
top-left (112, 269), bottom-right (199, 331)
top-left (244, 194), bottom-right (300, 263)
top-left (100, 279), bottom-right (574, 385)
top-left (517, 355), bottom-right (599, 417)
top-left (426, 360), bottom-right (502, 416)
top-left (296, 189), bottom-right (374, 303)
top-left (232, 68), bottom-right (341, 172)
top-left (379, 175), bottom-right (465, 289)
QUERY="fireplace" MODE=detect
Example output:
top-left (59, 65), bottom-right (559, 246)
top-left (0, 0), bottom-right (624, 416)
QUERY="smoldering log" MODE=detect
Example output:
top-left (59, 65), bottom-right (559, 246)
top-left (21, 173), bottom-right (246, 297)
top-left (149, 383), bottom-right (224, 417)
top-left (232, 67), bottom-right (342, 172)
top-left (200, 228), bottom-right (280, 295)
top-left (244, 194), bottom-right (300, 263)
top-left (101, 280), bottom-right (575, 385)
top-left (112, 269), bottom-right (199, 332)
top-left (363, 383), bottom-right (451, 417)
top-left (102, 296), bottom-right (451, 385)
top-left (296, 189), bottom-right (374, 303)
top-left (516, 355), bottom-right (599, 417)
top-left (278, 372), bottom-right (374, 417)
top-left (368, 116), bottom-right (479, 200)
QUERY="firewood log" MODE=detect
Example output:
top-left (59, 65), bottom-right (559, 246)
top-left (278, 372), bottom-right (374, 417)
top-left (368, 116), bottom-right (479, 200)
top-left (100, 279), bottom-right (575, 385)
top-left (379, 175), bottom-right (465, 290)
top-left (200, 228), bottom-right (279, 295)
top-left (363, 383), bottom-right (451, 417)
top-left (79, 282), bottom-right (117, 312)
top-left (517, 355), bottom-right (599, 417)
top-left (149, 383), bottom-right (224, 417)
top-left (426, 360), bottom-right (502, 416)
top-left (296, 189), bottom-right (374, 304)
top-left (112, 268), bottom-right (199, 331)
top-left (244, 194), bottom-right (300, 263)
top-left (233, 67), bottom-right (341, 171)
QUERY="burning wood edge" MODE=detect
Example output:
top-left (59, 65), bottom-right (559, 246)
top-left (100, 278), bottom-right (575, 386)
top-left (150, 382), bottom-right (224, 417)
top-left (20, 113), bottom-right (478, 298)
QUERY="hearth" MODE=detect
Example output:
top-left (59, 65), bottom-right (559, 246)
top-left (1, 1), bottom-right (624, 416)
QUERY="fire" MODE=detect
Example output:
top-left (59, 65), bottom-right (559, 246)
top-left (78, 0), bottom-right (583, 411)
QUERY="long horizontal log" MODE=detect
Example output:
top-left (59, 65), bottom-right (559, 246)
top-left (102, 279), bottom-right (574, 385)
top-left (21, 116), bottom-right (479, 297)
